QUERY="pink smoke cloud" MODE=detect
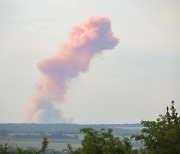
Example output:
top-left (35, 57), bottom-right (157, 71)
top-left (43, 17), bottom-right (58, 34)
top-left (23, 16), bottom-right (119, 123)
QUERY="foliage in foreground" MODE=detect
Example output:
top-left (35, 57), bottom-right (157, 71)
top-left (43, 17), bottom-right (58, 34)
top-left (67, 128), bottom-right (138, 154)
top-left (133, 101), bottom-right (180, 154)
top-left (0, 137), bottom-right (49, 154)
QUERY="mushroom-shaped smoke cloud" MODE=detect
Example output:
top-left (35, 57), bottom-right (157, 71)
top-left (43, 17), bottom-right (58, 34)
top-left (23, 16), bottom-right (119, 123)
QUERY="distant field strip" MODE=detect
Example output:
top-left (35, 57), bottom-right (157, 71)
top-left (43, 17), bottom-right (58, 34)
top-left (0, 140), bottom-right (81, 151)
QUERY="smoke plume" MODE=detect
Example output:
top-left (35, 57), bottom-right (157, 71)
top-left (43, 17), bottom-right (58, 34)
top-left (24, 16), bottom-right (119, 123)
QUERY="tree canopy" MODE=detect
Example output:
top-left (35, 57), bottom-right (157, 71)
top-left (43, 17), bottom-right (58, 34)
top-left (67, 128), bottom-right (137, 154)
top-left (133, 101), bottom-right (180, 154)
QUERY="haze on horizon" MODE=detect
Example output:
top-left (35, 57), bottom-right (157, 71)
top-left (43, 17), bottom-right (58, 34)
top-left (0, 0), bottom-right (180, 124)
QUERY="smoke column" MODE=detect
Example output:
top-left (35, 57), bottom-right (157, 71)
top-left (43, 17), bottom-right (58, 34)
top-left (23, 16), bottom-right (119, 123)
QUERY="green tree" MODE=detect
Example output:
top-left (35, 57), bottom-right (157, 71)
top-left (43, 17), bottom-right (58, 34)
top-left (67, 128), bottom-right (136, 154)
top-left (133, 101), bottom-right (180, 154)
top-left (39, 137), bottom-right (49, 154)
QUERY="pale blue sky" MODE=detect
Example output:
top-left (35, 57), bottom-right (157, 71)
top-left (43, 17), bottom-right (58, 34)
top-left (0, 0), bottom-right (180, 123)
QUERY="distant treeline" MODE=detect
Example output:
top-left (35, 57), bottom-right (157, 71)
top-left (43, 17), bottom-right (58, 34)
top-left (0, 123), bottom-right (142, 136)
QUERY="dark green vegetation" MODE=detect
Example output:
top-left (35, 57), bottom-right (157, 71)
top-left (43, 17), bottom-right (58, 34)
top-left (0, 101), bottom-right (179, 153)
top-left (133, 101), bottom-right (180, 154)
top-left (67, 128), bottom-right (138, 154)
top-left (40, 137), bottom-right (49, 153)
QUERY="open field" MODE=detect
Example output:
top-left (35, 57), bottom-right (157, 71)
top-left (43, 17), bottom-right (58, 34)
top-left (0, 140), bottom-right (81, 151)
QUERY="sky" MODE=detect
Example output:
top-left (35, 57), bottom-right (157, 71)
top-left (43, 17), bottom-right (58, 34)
top-left (0, 0), bottom-right (180, 124)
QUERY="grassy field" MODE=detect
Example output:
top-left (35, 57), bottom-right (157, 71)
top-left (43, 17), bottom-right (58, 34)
top-left (0, 140), bottom-right (81, 151)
